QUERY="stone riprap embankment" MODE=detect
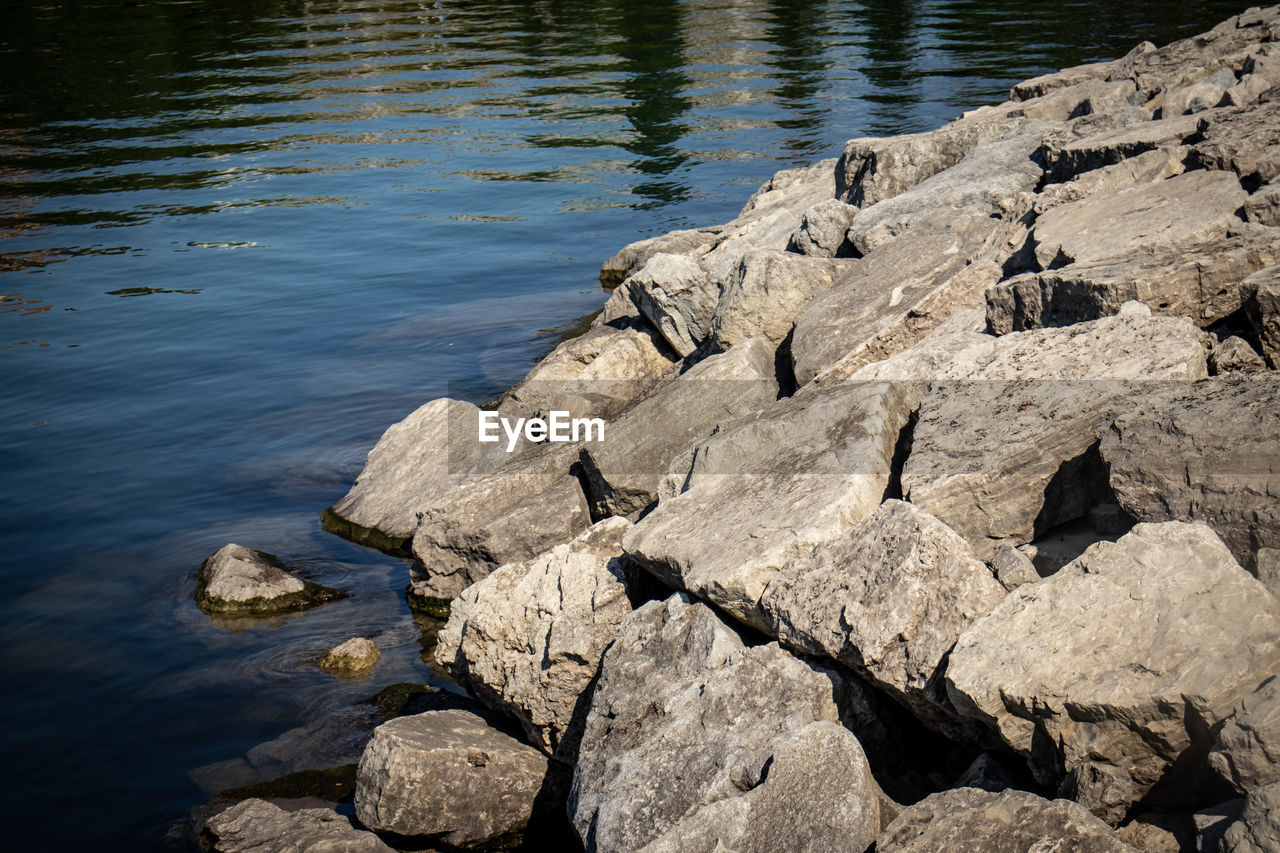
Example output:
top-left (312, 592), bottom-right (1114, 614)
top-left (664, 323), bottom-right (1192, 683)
top-left (202, 7), bottom-right (1280, 852)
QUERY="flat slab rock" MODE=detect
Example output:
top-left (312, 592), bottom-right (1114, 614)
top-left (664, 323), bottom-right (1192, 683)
top-left (434, 517), bottom-right (633, 759)
top-left (945, 522), bottom-right (1280, 818)
top-left (623, 379), bottom-right (921, 629)
top-left (195, 544), bottom-right (343, 615)
top-left (570, 594), bottom-right (881, 853)
top-left (761, 500), bottom-right (1005, 734)
top-left (854, 313), bottom-right (1207, 560)
top-left (1100, 374), bottom-right (1280, 570)
top-left (876, 787), bottom-right (1138, 853)
top-left (1212, 677), bottom-right (1280, 795)
top-left (355, 709), bottom-right (549, 848)
top-left (203, 798), bottom-right (394, 853)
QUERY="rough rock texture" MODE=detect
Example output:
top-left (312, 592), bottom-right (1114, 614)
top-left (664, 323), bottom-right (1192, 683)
top-left (624, 380), bottom-right (921, 629)
top-left (709, 250), bottom-right (841, 350)
top-left (761, 500), bottom-right (1005, 731)
top-left (195, 544), bottom-right (343, 615)
top-left (987, 227), bottom-right (1280, 333)
top-left (1190, 102), bottom-right (1280, 183)
top-left (1243, 265), bottom-right (1280, 367)
top-left (1259, 548), bottom-right (1280, 600)
top-left (1223, 782), bottom-right (1280, 853)
top-left (946, 522), bottom-right (1280, 820)
top-left (1100, 375), bottom-right (1280, 571)
top-left (738, 158), bottom-right (838, 219)
top-left (579, 338), bottom-right (778, 519)
top-left (857, 313), bottom-right (1207, 560)
top-left (622, 253), bottom-right (717, 357)
top-left (570, 595), bottom-right (880, 853)
top-left (1030, 169), bottom-right (1246, 270)
top-left (788, 197), bottom-right (858, 257)
top-left (202, 798), bottom-right (393, 853)
top-left (1212, 678), bottom-right (1280, 795)
top-left (434, 518), bottom-right (633, 759)
top-left (355, 709), bottom-right (549, 847)
top-left (990, 543), bottom-right (1041, 591)
top-left (1033, 146), bottom-right (1188, 213)
top-left (1044, 113), bottom-right (1201, 180)
top-left (317, 638), bottom-right (380, 677)
top-left (1245, 183), bottom-right (1280, 226)
top-left (599, 226), bottom-right (721, 289)
top-left (410, 443), bottom-right (591, 603)
top-left (325, 398), bottom-right (503, 554)
top-left (1162, 67), bottom-right (1236, 117)
top-left (1212, 335), bottom-right (1267, 373)
top-left (877, 788), bottom-right (1137, 853)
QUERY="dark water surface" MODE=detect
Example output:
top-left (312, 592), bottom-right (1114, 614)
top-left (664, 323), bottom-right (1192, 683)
top-left (0, 0), bottom-right (1249, 848)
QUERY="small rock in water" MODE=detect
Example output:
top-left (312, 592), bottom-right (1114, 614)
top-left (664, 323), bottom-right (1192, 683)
top-left (195, 544), bottom-right (344, 615)
top-left (202, 798), bottom-right (393, 853)
top-left (317, 637), bottom-right (381, 678)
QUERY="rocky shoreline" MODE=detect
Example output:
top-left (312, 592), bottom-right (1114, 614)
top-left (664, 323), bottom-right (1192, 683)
top-left (193, 7), bottom-right (1280, 852)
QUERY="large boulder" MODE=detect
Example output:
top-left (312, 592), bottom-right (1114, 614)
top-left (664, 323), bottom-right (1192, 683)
top-left (1212, 678), bottom-right (1280, 795)
top-left (709, 250), bottom-right (842, 350)
top-left (1223, 782), bottom-right (1280, 853)
top-left (737, 158), bottom-right (837, 218)
top-left (946, 522), bottom-right (1280, 820)
top-left (986, 228), bottom-right (1280, 333)
top-left (325, 398), bottom-right (505, 555)
top-left (434, 518), bottom-right (634, 760)
top-left (578, 338), bottom-right (778, 519)
top-left (622, 253), bottom-right (717, 358)
top-left (1100, 375), bottom-right (1280, 570)
top-left (410, 442), bottom-right (591, 604)
top-left (858, 313), bottom-right (1207, 560)
top-left (195, 544), bottom-right (344, 615)
top-left (1243, 264), bottom-right (1280, 367)
top-left (202, 798), bottom-right (393, 853)
top-left (623, 379), bottom-right (921, 629)
top-left (876, 787), bottom-right (1138, 853)
top-left (355, 709), bottom-right (549, 848)
top-left (599, 226), bottom-right (721, 289)
top-left (570, 594), bottom-right (882, 853)
top-left (1029, 169), bottom-right (1246, 270)
top-left (761, 500), bottom-right (1005, 733)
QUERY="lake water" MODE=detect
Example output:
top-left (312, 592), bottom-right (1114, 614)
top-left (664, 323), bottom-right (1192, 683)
top-left (0, 0), bottom-right (1249, 848)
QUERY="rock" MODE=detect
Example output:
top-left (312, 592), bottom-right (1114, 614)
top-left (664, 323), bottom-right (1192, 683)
top-left (1030, 169), bottom-right (1246, 271)
top-left (202, 798), bottom-right (393, 853)
top-left (622, 253), bottom-right (716, 357)
top-left (325, 398), bottom-right (504, 555)
top-left (1012, 59), bottom-right (1116, 101)
top-left (623, 380), bottom-right (921, 628)
top-left (1191, 102), bottom-right (1280, 183)
top-left (859, 313), bottom-right (1206, 560)
top-left (958, 78), bottom-right (1138, 126)
top-left (738, 158), bottom-right (837, 218)
top-left (195, 544), bottom-right (344, 615)
top-left (1225, 72), bottom-right (1273, 109)
top-left (698, 206), bottom-right (802, 290)
top-left (1245, 183), bottom-right (1280, 226)
top-left (1211, 678), bottom-right (1280, 795)
top-left (986, 229), bottom-right (1280, 334)
top-left (410, 443), bottom-right (591, 604)
top-left (1100, 375), bottom-right (1280, 570)
top-left (354, 709), bottom-right (549, 847)
top-left (1034, 146), bottom-right (1188, 212)
top-left (578, 338), bottom-right (778, 519)
top-left (946, 522), bottom-right (1280, 819)
top-left (498, 318), bottom-right (678, 422)
top-left (434, 518), bottom-right (633, 759)
top-left (835, 118), bottom-right (1030, 207)
top-left (876, 787), bottom-right (1138, 853)
top-left (788, 197), bottom-right (858, 257)
top-left (1044, 113), bottom-right (1201, 181)
top-left (1212, 336), bottom-right (1267, 373)
top-left (709, 250), bottom-right (841, 350)
top-left (599, 226), bottom-right (721, 289)
top-left (1222, 783), bottom-right (1280, 853)
top-left (760, 500), bottom-right (1006, 732)
top-left (1162, 67), bottom-right (1236, 116)
top-left (570, 594), bottom-right (881, 853)
top-left (1198, 799), bottom-right (1246, 852)
top-left (1117, 811), bottom-right (1195, 852)
top-left (1259, 549), bottom-right (1280, 599)
top-left (1242, 265), bottom-right (1280, 367)
top-left (317, 638), bottom-right (380, 677)
top-left (1116, 9), bottom-right (1279, 100)
top-left (953, 753), bottom-right (1020, 793)
top-left (990, 543), bottom-right (1041, 591)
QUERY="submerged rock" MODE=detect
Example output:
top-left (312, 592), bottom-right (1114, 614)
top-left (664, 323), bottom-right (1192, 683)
top-left (195, 544), bottom-right (344, 615)
top-left (317, 637), bottom-right (380, 678)
top-left (202, 798), bottom-right (393, 853)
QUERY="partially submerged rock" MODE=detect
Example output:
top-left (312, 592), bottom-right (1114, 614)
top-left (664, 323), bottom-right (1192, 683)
top-left (946, 522), bottom-right (1280, 819)
top-left (317, 637), bottom-right (380, 678)
top-left (435, 518), bottom-right (633, 759)
top-left (1212, 677), bottom-right (1280, 795)
top-left (876, 788), bottom-right (1138, 852)
top-left (195, 544), bottom-right (344, 615)
top-left (355, 709), bottom-right (549, 848)
top-left (202, 798), bottom-right (393, 853)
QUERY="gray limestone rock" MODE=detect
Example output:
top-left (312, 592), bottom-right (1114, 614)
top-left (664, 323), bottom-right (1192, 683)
top-left (599, 226), bottom-right (721, 290)
top-left (709, 250), bottom-right (842, 350)
top-left (355, 709), bottom-right (549, 847)
top-left (1212, 336), bottom-right (1267, 373)
top-left (622, 252), bottom-right (716, 358)
top-left (1212, 677), bottom-right (1280, 795)
top-left (195, 544), bottom-right (343, 615)
top-left (1191, 102), bottom-right (1280, 183)
top-left (946, 522), bottom-right (1280, 818)
top-left (738, 158), bottom-right (838, 218)
top-left (203, 799), bottom-right (393, 853)
top-left (1242, 265), bottom-right (1280, 367)
top-left (317, 637), bottom-right (380, 678)
top-left (990, 543), bottom-right (1041, 591)
top-left (788, 197), bottom-right (858, 257)
top-left (434, 518), bottom-right (633, 759)
top-left (1162, 67), bottom-right (1237, 116)
top-left (1223, 782), bottom-right (1280, 853)
top-left (1100, 375), bottom-right (1280, 570)
top-left (1044, 113), bottom-right (1202, 181)
top-left (1245, 183), bottom-right (1280, 227)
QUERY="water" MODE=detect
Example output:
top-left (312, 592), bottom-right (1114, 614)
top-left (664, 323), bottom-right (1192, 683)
top-left (0, 0), bottom-right (1249, 848)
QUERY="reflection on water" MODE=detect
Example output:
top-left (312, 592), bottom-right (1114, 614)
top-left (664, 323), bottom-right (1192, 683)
top-left (0, 0), bottom-right (1249, 849)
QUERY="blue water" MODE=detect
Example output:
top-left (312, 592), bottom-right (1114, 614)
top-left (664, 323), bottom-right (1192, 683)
top-left (0, 0), bottom-right (1250, 848)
